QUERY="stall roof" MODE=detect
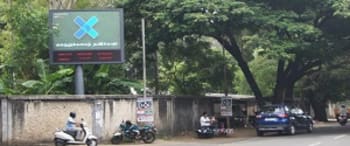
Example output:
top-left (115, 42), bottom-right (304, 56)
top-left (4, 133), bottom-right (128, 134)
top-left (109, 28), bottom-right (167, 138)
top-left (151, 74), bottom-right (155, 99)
top-left (205, 93), bottom-right (255, 101)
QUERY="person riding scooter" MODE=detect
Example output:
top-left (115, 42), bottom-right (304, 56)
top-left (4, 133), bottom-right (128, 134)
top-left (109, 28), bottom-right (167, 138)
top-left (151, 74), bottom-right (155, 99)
top-left (340, 105), bottom-right (348, 115)
top-left (65, 112), bottom-right (82, 139)
top-left (54, 113), bottom-right (98, 146)
top-left (337, 105), bottom-right (348, 126)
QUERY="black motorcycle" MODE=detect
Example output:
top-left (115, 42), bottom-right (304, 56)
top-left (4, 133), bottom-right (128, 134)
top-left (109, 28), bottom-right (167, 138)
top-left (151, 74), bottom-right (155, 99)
top-left (111, 122), bottom-right (156, 144)
top-left (196, 126), bottom-right (214, 138)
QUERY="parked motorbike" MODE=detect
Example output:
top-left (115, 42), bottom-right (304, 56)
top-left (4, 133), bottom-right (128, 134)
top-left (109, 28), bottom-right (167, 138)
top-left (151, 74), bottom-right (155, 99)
top-left (196, 126), bottom-right (214, 138)
top-left (111, 121), bottom-right (156, 144)
top-left (338, 113), bottom-right (348, 126)
top-left (54, 119), bottom-right (98, 146)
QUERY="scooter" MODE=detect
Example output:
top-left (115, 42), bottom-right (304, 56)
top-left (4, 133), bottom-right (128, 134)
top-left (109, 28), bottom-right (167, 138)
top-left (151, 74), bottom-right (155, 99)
top-left (54, 119), bottom-right (98, 146)
top-left (338, 113), bottom-right (348, 126)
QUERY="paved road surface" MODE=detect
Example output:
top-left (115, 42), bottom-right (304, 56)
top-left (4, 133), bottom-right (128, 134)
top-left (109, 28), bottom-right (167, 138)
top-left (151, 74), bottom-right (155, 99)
top-left (100, 122), bottom-right (350, 146)
top-left (43, 122), bottom-right (350, 146)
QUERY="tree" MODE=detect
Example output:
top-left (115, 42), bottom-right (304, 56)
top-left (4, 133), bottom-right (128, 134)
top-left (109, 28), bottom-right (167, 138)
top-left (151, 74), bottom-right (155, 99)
top-left (299, 52), bottom-right (350, 121)
top-left (234, 55), bottom-right (277, 96)
top-left (138, 0), bottom-right (266, 106)
top-left (0, 1), bottom-right (50, 93)
top-left (157, 36), bottom-right (237, 95)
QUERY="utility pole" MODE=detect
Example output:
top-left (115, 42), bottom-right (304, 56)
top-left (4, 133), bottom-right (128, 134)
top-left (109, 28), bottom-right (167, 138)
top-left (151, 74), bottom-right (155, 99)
top-left (142, 18), bottom-right (147, 98)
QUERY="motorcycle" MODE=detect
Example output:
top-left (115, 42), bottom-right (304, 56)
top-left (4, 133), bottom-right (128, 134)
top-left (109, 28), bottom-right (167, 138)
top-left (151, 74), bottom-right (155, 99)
top-left (338, 113), bottom-right (348, 126)
top-left (54, 118), bottom-right (98, 146)
top-left (196, 126), bottom-right (215, 138)
top-left (111, 121), bottom-right (156, 144)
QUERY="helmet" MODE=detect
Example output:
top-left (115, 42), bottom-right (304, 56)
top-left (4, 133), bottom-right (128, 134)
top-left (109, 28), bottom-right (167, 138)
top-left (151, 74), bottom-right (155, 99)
top-left (69, 112), bottom-right (76, 118)
top-left (202, 112), bottom-right (207, 116)
top-left (125, 120), bottom-right (132, 126)
top-left (341, 105), bottom-right (346, 108)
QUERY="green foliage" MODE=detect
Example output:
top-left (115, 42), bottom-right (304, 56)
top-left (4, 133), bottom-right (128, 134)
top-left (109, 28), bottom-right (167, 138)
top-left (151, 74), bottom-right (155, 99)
top-left (234, 56), bottom-right (277, 96)
top-left (1, 1), bottom-right (49, 81)
top-left (300, 64), bottom-right (350, 102)
top-left (149, 0), bottom-right (254, 36)
top-left (21, 59), bottom-right (74, 94)
top-left (158, 36), bottom-right (236, 95)
top-left (331, 0), bottom-right (350, 18)
top-left (84, 64), bottom-right (143, 94)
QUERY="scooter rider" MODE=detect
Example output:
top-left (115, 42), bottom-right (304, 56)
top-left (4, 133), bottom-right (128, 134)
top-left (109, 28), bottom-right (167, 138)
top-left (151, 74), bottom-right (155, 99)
top-left (65, 112), bottom-right (82, 138)
top-left (340, 105), bottom-right (347, 115)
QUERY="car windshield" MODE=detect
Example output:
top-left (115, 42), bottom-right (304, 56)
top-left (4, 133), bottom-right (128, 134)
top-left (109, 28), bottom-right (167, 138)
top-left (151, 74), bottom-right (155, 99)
top-left (291, 108), bottom-right (304, 115)
top-left (260, 106), bottom-right (286, 114)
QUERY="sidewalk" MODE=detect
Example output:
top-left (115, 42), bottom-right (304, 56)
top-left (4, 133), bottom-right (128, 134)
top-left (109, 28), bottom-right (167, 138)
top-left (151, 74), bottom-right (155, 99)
top-left (161, 128), bottom-right (256, 143)
top-left (164, 121), bottom-right (338, 142)
top-left (313, 120), bottom-right (339, 128)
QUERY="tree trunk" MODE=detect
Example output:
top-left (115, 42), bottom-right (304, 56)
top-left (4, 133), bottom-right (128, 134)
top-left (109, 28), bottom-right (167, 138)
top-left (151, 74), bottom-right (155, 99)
top-left (273, 86), bottom-right (285, 104)
top-left (154, 51), bottom-right (159, 95)
top-left (217, 37), bottom-right (264, 107)
top-left (310, 95), bottom-right (328, 122)
top-left (273, 60), bottom-right (286, 103)
top-left (285, 84), bottom-right (294, 102)
top-left (49, 0), bottom-right (76, 9)
top-left (273, 83), bottom-right (295, 103)
top-left (213, 35), bottom-right (264, 107)
top-left (273, 60), bottom-right (296, 104)
top-left (236, 56), bottom-right (263, 107)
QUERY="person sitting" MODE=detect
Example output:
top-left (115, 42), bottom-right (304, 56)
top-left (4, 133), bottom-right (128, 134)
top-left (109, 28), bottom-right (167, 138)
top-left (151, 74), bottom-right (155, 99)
top-left (210, 116), bottom-right (218, 128)
top-left (200, 112), bottom-right (211, 128)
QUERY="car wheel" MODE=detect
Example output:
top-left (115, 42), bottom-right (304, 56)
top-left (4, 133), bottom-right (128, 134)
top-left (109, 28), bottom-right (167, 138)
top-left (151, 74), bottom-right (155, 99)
top-left (288, 125), bottom-right (296, 135)
top-left (256, 130), bottom-right (264, 136)
top-left (307, 123), bottom-right (313, 133)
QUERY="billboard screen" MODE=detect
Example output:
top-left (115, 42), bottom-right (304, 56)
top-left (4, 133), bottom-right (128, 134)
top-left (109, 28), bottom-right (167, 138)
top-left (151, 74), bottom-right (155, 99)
top-left (49, 9), bottom-right (124, 64)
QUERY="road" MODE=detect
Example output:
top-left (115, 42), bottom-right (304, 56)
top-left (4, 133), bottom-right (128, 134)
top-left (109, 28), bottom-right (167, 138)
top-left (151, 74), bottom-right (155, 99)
top-left (99, 122), bottom-right (350, 146)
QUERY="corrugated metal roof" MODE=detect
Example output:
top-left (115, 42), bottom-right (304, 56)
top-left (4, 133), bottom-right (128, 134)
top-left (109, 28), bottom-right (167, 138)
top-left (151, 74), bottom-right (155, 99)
top-left (205, 93), bottom-right (255, 100)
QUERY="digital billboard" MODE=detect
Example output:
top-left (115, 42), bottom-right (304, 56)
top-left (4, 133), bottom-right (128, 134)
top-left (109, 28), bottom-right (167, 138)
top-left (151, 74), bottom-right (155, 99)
top-left (49, 9), bottom-right (124, 64)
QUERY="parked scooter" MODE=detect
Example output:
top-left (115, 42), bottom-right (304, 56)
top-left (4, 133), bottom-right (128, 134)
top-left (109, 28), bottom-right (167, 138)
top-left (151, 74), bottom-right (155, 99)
top-left (338, 113), bottom-right (348, 126)
top-left (54, 119), bottom-right (98, 146)
top-left (111, 120), bottom-right (156, 144)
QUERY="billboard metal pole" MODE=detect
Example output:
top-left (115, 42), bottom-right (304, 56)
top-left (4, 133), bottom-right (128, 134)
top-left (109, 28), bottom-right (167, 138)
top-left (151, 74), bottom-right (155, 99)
top-left (142, 18), bottom-right (147, 98)
top-left (75, 65), bottom-right (84, 95)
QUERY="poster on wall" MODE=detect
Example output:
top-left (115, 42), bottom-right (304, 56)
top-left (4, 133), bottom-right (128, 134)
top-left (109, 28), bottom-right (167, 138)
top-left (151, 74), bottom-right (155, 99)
top-left (136, 97), bottom-right (154, 123)
top-left (221, 97), bottom-right (233, 117)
